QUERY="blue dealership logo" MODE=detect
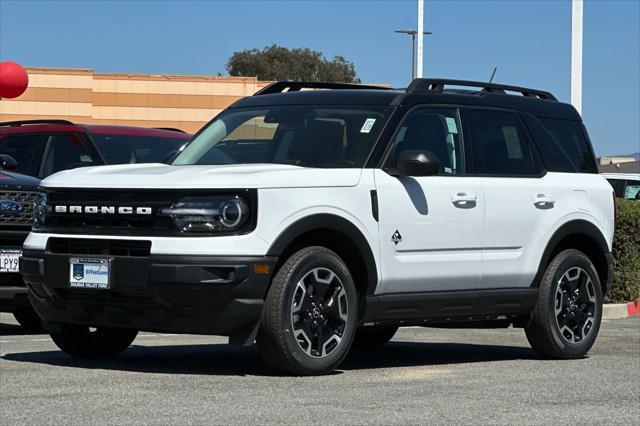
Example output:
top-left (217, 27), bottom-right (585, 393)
top-left (73, 264), bottom-right (84, 280)
top-left (0, 200), bottom-right (23, 215)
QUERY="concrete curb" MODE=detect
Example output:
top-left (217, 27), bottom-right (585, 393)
top-left (603, 300), bottom-right (640, 320)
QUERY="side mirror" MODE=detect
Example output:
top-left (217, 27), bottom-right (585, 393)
top-left (395, 150), bottom-right (440, 177)
top-left (0, 154), bottom-right (18, 171)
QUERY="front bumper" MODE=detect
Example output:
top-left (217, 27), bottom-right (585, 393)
top-left (20, 249), bottom-right (277, 337)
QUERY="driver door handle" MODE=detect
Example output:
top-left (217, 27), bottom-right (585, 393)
top-left (533, 194), bottom-right (555, 208)
top-left (451, 192), bottom-right (477, 207)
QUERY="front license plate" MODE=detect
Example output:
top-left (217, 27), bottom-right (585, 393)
top-left (0, 249), bottom-right (21, 273)
top-left (69, 258), bottom-right (111, 289)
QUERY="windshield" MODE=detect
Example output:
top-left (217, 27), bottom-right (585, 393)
top-left (172, 105), bottom-right (391, 168)
top-left (91, 134), bottom-right (187, 165)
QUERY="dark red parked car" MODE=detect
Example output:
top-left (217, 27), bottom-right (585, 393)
top-left (0, 119), bottom-right (191, 329)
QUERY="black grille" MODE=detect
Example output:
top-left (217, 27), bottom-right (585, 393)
top-left (0, 190), bottom-right (36, 227)
top-left (48, 238), bottom-right (152, 257)
top-left (38, 189), bottom-right (256, 236)
top-left (44, 190), bottom-right (174, 235)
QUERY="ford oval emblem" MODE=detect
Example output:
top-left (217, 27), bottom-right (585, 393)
top-left (0, 200), bottom-right (23, 214)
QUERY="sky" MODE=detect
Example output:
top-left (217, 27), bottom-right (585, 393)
top-left (0, 0), bottom-right (638, 156)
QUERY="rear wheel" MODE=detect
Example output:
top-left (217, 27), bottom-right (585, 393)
top-left (13, 307), bottom-right (43, 332)
top-left (353, 326), bottom-right (398, 348)
top-left (257, 246), bottom-right (357, 375)
top-left (50, 325), bottom-right (138, 358)
top-left (526, 249), bottom-right (603, 359)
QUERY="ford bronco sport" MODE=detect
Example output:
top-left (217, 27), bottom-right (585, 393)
top-left (21, 79), bottom-right (615, 375)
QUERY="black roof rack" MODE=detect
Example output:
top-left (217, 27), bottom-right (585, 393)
top-left (406, 78), bottom-right (557, 101)
top-left (0, 119), bottom-right (75, 127)
top-left (153, 127), bottom-right (186, 133)
top-left (254, 81), bottom-right (391, 96)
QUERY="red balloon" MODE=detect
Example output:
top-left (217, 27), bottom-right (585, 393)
top-left (0, 61), bottom-right (29, 99)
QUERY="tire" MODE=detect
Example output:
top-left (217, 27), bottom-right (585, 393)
top-left (50, 325), bottom-right (138, 358)
top-left (13, 307), bottom-right (43, 332)
top-left (257, 246), bottom-right (358, 375)
top-left (525, 249), bottom-right (603, 359)
top-left (352, 326), bottom-right (398, 348)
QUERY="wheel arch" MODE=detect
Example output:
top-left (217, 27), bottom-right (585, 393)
top-left (533, 219), bottom-right (611, 293)
top-left (266, 214), bottom-right (379, 298)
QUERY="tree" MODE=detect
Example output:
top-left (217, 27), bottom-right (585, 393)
top-left (226, 45), bottom-right (360, 83)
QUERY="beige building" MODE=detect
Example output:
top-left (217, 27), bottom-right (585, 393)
top-left (0, 67), bottom-right (271, 134)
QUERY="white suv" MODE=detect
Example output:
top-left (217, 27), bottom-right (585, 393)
top-left (21, 79), bottom-right (615, 375)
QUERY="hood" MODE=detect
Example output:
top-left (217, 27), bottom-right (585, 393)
top-left (0, 171), bottom-right (41, 189)
top-left (40, 163), bottom-right (363, 189)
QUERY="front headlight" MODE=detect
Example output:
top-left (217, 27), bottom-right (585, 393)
top-left (33, 192), bottom-right (49, 227)
top-left (160, 195), bottom-right (251, 233)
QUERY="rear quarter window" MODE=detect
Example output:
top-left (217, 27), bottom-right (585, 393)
top-left (539, 118), bottom-right (597, 173)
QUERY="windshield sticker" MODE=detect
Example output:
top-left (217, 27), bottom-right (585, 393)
top-left (445, 117), bottom-right (458, 134)
top-left (360, 118), bottom-right (376, 133)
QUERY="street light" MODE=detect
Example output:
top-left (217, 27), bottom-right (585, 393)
top-left (395, 29), bottom-right (433, 80)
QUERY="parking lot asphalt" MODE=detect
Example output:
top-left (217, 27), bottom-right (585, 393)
top-left (0, 313), bottom-right (638, 425)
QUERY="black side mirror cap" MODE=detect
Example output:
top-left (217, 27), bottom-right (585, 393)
top-left (0, 154), bottom-right (18, 171)
top-left (395, 150), bottom-right (440, 177)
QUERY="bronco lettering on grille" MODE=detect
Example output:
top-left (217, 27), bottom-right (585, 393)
top-left (54, 205), bottom-right (153, 215)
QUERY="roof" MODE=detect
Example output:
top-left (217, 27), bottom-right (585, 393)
top-left (600, 161), bottom-right (640, 175)
top-left (0, 120), bottom-right (191, 139)
top-left (233, 79), bottom-right (580, 120)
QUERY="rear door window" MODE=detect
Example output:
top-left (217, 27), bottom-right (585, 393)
top-left (466, 109), bottom-right (539, 176)
top-left (0, 134), bottom-right (47, 176)
top-left (539, 118), bottom-right (597, 173)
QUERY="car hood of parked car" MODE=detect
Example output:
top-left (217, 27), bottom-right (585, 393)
top-left (0, 171), bottom-right (41, 190)
top-left (40, 163), bottom-right (363, 189)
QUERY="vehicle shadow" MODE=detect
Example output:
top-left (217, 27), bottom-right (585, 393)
top-left (2, 340), bottom-right (539, 377)
top-left (0, 322), bottom-right (43, 336)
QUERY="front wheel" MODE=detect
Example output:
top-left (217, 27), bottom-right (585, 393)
top-left (257, 246), bottom-right (358, 375)
top-left (525, 249), bottom-right (603, 359)
top-left (50, 325), bottom-right (138, 358)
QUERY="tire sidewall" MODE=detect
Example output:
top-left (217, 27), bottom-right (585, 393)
top-left (277, 249), bottom-right (358, 373)
top-left (544, 250), bottom-right (603, 357)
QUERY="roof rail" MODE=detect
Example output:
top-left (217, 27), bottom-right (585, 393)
top-left (0, 119), bottom-right (75, 127)
top-left (406, 78), bottom-right (557, 101)
top-left (154, 127), bottom-right (186, 133)
top-left (254, 81), bottom-right (391, 96)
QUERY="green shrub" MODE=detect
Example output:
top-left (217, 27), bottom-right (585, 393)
top-left (608, 199), bottom-right (640, 303)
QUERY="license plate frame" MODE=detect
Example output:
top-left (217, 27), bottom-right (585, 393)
top-left (0, 249), bottom-right (21, 273)
top-left (69, 257), bottom-right (112, 289)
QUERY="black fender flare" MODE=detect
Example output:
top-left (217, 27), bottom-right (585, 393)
top-left (266, 213), bottom-right (379, 295)
top-left (532, 219), bottom-right (611, 289)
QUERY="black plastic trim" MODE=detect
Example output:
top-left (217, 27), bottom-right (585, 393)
top-left (370, 190), bottom-right (379, 222)
top-left (363, 288), bottom-right (538, 325)
top-left (531, 220), bottom-right (612, 291)
top-left (266, 213), bottom-right (378, 295)
top-left (21, 250), bottom-right (278, 336)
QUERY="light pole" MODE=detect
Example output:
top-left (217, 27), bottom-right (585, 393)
top-left (395, 29), bottom-right (433, 80)
top-left (571, 0), bottom-right (583, 114)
